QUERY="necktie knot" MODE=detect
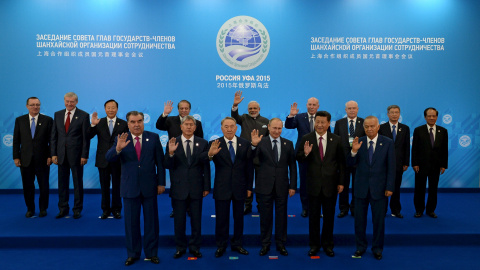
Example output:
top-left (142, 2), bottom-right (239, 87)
top-left (369, 141), bottom-right (374, 146)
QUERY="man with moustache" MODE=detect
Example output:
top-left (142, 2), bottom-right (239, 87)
top-left (13, 97), bottom-right (53, 218)
top-left (251, 118), bottom-right (297, 256)
top-left (297, 111), bottom-right (346, 258)
top-left (379, 105), bottom-right (410, 218)
top-left (88, 99), bottom-right (128, 219)
top-left (231, 90), bottom-right (269, 215)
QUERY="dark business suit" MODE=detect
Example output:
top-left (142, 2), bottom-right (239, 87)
top-left (379, 122), bottom-right (410, 214)
top-left (87, 117), bottom-right (128, 214)
top-left (51, 108), bottom-right (90, 213)
top-left (285, 113), bottom-right (330, 212)
top-left (297, 132), bottom-right (346, 250)
top-left (156, 115), bottom-right (204, 138)
top-left (106, 131), bottom-right (166, 259)
top-left (164, 135), bottom-right (210, 253)
top-left (334, 117), bottom-right (365, 214)
top-left (253, 136), bottom-right (297, 248)
top-left (348, 135), bottom-right (395, 253)
top-left (13, 114), bottom-right (53, 213)
top-left (412, 125), bottom-right (448, 214)
top-left (209, 136), bottom-right (253, 248)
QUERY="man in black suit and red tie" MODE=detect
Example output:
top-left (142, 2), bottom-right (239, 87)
top-left (297, 111), bottom-right (346, 258)
top-left (412, 107), bottom-right (448, 218)
top-left (51, 92), bottom-right (90, 219)
top-left (251, 118), bottom-right (297, 256)
top-left (334, 100), bottom-right (365, 218)
top-left (379, 105), bottom-right (410, 218)
top-left (13, 97), bottom-right (53, 218)
top-left (88, 99), bottom-right (128, 219)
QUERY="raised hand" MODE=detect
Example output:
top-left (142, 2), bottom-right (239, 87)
top-left (233, 91), bottom-right (244, 107)
top-left (91, 111), bottom-right (100, 125)
top-left (289, 102), bottom-right (299, 117)
top-left (304, 140), bottom-right (313, 156)
top-left (208, 139), bottom-right (222, 156)
top-left (250, 129), bottom-right (263, 146)
top-left (351, 137), bottom-right (362, 153)
top-left (168, 137), bottom-right (179, 155)
top-left (163, 100), bottom-right (173, 115)
top-left (116, 132), bottom-right (131, 152)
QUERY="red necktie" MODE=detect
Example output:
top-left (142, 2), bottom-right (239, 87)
top-left (65, 111), bottom-right (71, 132)
top-left (135, 136), bottom-right (141, 160)
top-left (319, 137), bottom-right (324, 161)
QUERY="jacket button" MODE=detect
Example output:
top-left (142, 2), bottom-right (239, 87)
top-left (138, 165), bottom-right (141, 168)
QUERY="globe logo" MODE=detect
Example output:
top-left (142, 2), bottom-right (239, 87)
top-left (380, 121), bottom-right (386, 125)
top-left (210, 135), bottom-right (220, 141)
top-left (399, 115), bottom-right (403, 123)
top-left (459, 135), bottom-right (471, 148)
top-left (3, 134), bottom-right (13, 147)
top-left (160, 135), bottom-right (169, 147)
top-left (144, 113), bottom-right (150, 124)
top-left (217, 16), bottom-right (270, 70)
top-left (410, 136), bottom-right (413, 146)
top-left (443, 114), bottom-right (452, 125)
top-left (331, 121), bottom-right (336, 129)
top-left (193, 114), bottom-right (201, 121)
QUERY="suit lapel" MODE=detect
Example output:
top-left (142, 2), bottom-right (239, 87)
top-left (324, 133), bottom-right (333, 160)
top-left (219, 138), bottom-right (233, 165)
top-left (434, 127), bottom-right (442, 148)
top-left (177, 136), bottom-right (189, 165)
top-left (371, 136), bottom-right (384, 166)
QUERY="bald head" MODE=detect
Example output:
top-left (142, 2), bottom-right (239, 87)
top-left (345, 100), bottom-right (359, 119)
top-left (307, 97), bottom-right (320, 115)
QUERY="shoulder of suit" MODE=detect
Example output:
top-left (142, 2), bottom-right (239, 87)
top-left (327, 132), bottom-right (341, 140)
top-left (194, 135), bottom-right (207, 143)
top-left (38, 114), bottom-right (53, 121)
top-left (237, 136), bottom-right (249, 144)
top-left (378, 134), bottom-right (393, 143)
top-left (279, 137), bottom-right (293, 144)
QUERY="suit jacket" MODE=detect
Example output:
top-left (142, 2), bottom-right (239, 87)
top-left (411, 125), bottom-right (448, 170)
top-left (284, 112), bottom-right (331, 152)
top-left (231, 109), bottom-right (269, 141)
top-left (297, 132), bottom-right (346, 197)
top-left (87, 117), bottom-right (128, 168)
top-left (379, 122), bottom-right (410, 171)
top-left (105, 131), bottom-right (166, 198)
top-left (13, 114), bottom-right (53, 167)
top-left (334, 117), bottom-right (365, 159)
top-left (253, 136), bottom-right (297, 196)
top-left (51, 108), bottom-right (90, 165)
top-left (164, 135), bottom-right (211, 200)
top-left (156, 115), bottom-right (204, 139)
top-left (209, 136), bottom-right (253, 200)
top-left (348, 135), bottom-right (396, 200)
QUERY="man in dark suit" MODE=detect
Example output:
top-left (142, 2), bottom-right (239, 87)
top-left (164, 115), bottom-right (210, 259)
top-left (412, 107), bottom-right (448, 218)
top-left (349, 116), bottom-right (395, 260)
top-left (206, 117), bottom-right (253, 257)
top-left (51, 92), bottom-right (90, 219)
top-left (156, 99), bottom-right (203, 218)
top-left (334, 100), bottom-right (365, 218)
top-left (88, 99), bottom-right (128, 219)
top-left (379, 105), bottom-right (410, 218)
top-left (285, 98), bottom-right (331, 217)
top-left (297, 111), bottom-right (346, 258)
top-left (13, 97), bottom-right (53, 218)
top-left (106, 111), bottom-right (166, 266)
top-left (251, 118), bottom-right (297, 256)
top-left (231, 91), bottom-right (269, 215)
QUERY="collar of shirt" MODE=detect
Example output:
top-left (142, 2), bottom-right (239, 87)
top-left (107, 116), bottom-right (117, 125)
top-left (367, 134), bottom-right (379, 151)
top-left (133, 134), bottom-right (142, 146)
top-left (181, 134), bottom-right (194, 144)
top-left (29, 114), bottom-right (39, 125)
top-left (308, 113), bottom-right (315, 119)
top-left (426, 124), bottom-right (436, 132)
top-left (224, 136), bottom-right (237, 153)
top-left (65, 107), bottom-right (76, 117)
top-left (269, 135), bottom-right (281, 145)
top-left (347, 117), bottom-right (357, 124)
top-left (389, 121), bottom-right (399, 131)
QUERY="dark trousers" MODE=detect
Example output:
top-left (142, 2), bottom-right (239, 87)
top-left (298, 162), bottom-right (309, 211)
top-left (387, 170), bottom-right (404, 214)
top-left (414, 167), bottom-right (440, 214)
top-left (172, 196), bottom-right (203, 252)
top-left (309, 193), bottom-right (337, 250)
top-left (215, 196), bottom-right (245, 248)
top-left (256, 190), bottom-right (288, 248)
top-left (354, 192), bottom-right (387, 254)
top-left (57, 153), bottom-right (84, 213)
top-left (123, 195), bottom-right (159, 259)
top-left (339, 166), bottom-right (356, 213)
top-left (98, 164), bottom-right (122, 213)
top-left (20, 162), bottom-right (50, 212)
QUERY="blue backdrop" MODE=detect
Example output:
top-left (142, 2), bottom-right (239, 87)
top-left (1, 0), bottom-right (479, 189)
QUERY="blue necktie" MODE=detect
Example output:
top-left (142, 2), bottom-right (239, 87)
top-left (272, 139), bottom-right (278, 164)
top-left (392, 125), bottom-right (396, 142)
top-left (349, 120), bottom-right (355, 137)
top-left (186, 139), bottom-right (192, 165)
top-left (108, 119), bottom-right (114, 135)
top-left (368, 141), bottom-right (374, 164)
top-left (228, 141), bottom-right (235, 163)
top-left (31, 117), bottom-right (36, 138)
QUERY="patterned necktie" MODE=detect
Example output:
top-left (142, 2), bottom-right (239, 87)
top-left (186, 139), bottom-right (192, 165)
top-left (310, 116), bottom-right (314, 132)
top-left (429, 128), bottom-right (434, 147)
top-left (228, 141), bottom-right (235, 163)
top-left (272, 139), bottom-right (278, 164)
top-left (65, 111), bottom-right (71, 132)
top-left (349, 120), bottom-right (354, 137)
top-left (392, 125), bottom-right (396, 142)
top-left (135, 136), bottom-right (141, 160)
top-left (368, 141), bottom-right (374, 164)
top-left (108, 119), bottom-right (114, 135)
top-left (319, 137), bottom-right (324, 161)
top-left (31, 117), bottom-right (36, 138)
